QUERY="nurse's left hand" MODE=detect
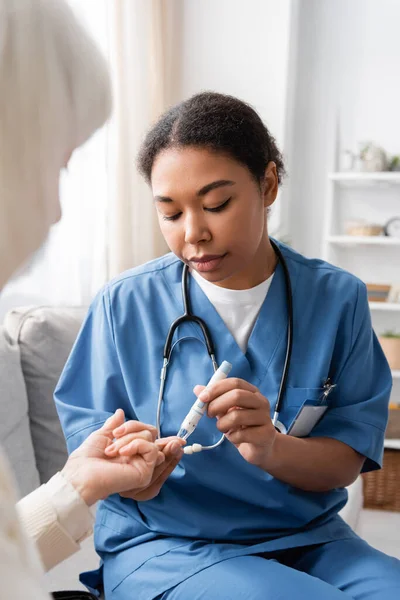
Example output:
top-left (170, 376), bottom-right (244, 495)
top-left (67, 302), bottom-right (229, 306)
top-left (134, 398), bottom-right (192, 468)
top-left (62, 410), bottom-right (163, 506)
top-left (194, 378), bottom-right (277, 467)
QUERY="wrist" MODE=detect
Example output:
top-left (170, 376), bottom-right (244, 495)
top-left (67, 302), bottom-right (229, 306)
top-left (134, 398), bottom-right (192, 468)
top-left (258, 428), bottom-right (281, 472)
top-left (61, 460), bottom-right (96, 507)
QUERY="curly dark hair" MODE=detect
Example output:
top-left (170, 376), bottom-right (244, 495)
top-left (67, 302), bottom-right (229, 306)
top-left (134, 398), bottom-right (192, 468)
top-left (137, 91), bottom-right (285, 186)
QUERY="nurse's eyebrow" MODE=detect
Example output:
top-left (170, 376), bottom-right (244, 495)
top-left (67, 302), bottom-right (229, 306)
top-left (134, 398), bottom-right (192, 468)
top-left (154, 195), bottom-right (173, 203)
top-left (197, 180), bottom-right (235, 197)
top-left (154, 180), bottom-right (235, 203)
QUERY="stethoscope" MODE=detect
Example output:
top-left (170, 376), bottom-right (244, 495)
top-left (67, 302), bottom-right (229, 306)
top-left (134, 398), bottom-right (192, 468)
top-left (157, 239), bottom-right (293, 450)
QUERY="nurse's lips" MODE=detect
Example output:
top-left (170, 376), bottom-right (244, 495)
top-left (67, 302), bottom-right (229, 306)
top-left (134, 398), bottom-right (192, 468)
top-left (189, 254), bottom-right (226, 272)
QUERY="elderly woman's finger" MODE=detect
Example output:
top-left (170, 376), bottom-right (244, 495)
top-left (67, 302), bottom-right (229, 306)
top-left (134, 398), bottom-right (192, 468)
top-left (100, 409), bottom-right (126, 433)
top-left (105, 430), bottom-right (154, 456)
top-left (113, 419), bottom-right (157, 441)
top-left (155, 436), bottom-right (186, 449)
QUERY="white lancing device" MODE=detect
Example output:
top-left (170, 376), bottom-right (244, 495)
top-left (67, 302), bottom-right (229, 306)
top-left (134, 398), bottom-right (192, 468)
top-left (177, 361), bottom-right (232, 440)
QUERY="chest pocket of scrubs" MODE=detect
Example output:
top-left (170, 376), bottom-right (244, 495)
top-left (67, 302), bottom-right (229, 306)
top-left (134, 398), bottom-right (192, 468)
top-left (281, 387), bottom-right (325, 432)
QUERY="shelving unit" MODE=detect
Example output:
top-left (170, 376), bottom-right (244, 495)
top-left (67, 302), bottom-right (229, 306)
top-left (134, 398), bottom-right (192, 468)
top-left (327, 235), bottom-right (400, 247)
top-left (369, 302), bottom-right (400, 312)
top-left (384, 439), bottom-right (400, 450)
top-left (322, 164), bottom-right (400, 444)
top-left (329, 172), bottom-right (400, 184)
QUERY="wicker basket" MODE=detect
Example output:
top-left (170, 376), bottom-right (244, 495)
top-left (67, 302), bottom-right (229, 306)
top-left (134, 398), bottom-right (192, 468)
top-left (386, 408), bottom-right (400, 438)
top-left (346, 224), bottom-right (383, 236)
top-left (363, 449), bottom-right (400, 511)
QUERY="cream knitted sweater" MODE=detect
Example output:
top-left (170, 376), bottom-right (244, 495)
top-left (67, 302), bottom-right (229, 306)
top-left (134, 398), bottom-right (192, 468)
top-left (0, 448), bottom-right (93, 599)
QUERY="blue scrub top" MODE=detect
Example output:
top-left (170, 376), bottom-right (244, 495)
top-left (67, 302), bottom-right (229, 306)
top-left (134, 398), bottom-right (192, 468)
top-left (55, 241), bottom-right (392, 599)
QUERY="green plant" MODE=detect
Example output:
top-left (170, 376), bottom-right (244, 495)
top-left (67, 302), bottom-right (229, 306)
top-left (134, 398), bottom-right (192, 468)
top-left (381, 330), bottom-right (400, 339)
top-left (389, 156), bottom-right (400, 171)
top-left (359, 142), bottom-right (373, 160)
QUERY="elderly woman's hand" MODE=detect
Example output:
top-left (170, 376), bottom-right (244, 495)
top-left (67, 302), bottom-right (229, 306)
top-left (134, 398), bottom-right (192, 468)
top-left (61, 409), bottom-right (164, 506)
top-left (105, 421), bottom-right (186, 501)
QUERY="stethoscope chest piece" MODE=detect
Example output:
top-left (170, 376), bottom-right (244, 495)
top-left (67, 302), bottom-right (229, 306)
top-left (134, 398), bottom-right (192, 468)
top-left (274, 420), bottom-right (287, 435)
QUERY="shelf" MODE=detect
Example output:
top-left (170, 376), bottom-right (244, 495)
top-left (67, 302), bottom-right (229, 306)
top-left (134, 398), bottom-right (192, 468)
top-left (392, 371), bottom-right (400, 379)
top-left (369, 302), bottom-right (400, 311)
top-left (329, 172), bottom-right (400, 184)
top-left (327, 235), bottom-right (400, 246)
top-left (384, 439), bottom-right (400, 450)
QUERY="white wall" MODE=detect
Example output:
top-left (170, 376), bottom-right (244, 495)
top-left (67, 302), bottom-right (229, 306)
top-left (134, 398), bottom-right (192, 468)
top-left (288, 0), bottom-right (400, 257)
top-left (168, 0), bottom-right (296, 236)
top-left (0, 0), bottom-right (295, 320)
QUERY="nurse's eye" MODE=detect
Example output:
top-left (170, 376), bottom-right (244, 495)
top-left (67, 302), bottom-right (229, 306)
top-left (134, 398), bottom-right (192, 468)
top-left (205, 197), bottom-right (232, 213)
top-left (162, 212), bottom-right (182, 222)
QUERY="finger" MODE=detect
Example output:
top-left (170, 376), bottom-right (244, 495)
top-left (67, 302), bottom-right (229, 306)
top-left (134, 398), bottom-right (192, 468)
top-left (155, 436), bottom-right (186, 449)
top-left (163, 440), bottom-right (186, 457)
top-left (120, 439), bottom-right (159, 464)
top-left (227, 425), bottom-right (268, 445)
top-left (193, 385), bottom-right (206, 397)
top-left (132, 455), bottom-right (182, 501)
top-left (122, 451), bottom-right (182, 503)
top-left (118, 438), bottom-right (157, 461)
top-left (196, 378), bottom-right (259, 404)
top-left (156, 451), bottom-right (165, 467)
top-left (151, 456), bottom-right (181, 486)
top-left (105, 430), bottom-right (154, 456)
top-left (207, 390), bottom-right (262, 419)
top-left (119, 447), bottom-right (183, 501)
top-left (100, 409), bottom-right (126, 433)
top-left (113, 420), bottom-right (157, 441)
top-left (118, 439), bottom-right (163, 467)
top-left (216, 408), bottom-right (267, 433)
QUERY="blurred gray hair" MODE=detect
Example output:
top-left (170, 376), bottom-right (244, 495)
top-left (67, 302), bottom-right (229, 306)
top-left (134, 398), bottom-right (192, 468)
top-left (0, 0), bottom-right (112, 286)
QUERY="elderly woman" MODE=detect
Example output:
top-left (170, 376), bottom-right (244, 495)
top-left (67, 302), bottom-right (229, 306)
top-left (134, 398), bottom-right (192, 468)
top-left (0, 1), bottom-right (183, 598)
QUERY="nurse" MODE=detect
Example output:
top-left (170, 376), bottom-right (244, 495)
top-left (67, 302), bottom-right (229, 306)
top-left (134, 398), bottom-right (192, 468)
top-left (55, 92), bottom-right (400, 599)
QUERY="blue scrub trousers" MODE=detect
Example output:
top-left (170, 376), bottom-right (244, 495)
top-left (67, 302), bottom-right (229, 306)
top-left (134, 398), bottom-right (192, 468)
top-left (160, 538), bottom-right (400, 599)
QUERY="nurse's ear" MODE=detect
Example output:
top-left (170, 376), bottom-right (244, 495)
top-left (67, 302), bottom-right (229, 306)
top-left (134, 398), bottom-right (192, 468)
top-left (261, 161), bottom-right (278, 208)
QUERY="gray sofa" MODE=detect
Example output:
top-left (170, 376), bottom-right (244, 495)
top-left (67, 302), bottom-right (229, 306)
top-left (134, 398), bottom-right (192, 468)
top-left (0, 305), bottom-right (364, 593)
top-left (0, 306), bottom-right (99, 593)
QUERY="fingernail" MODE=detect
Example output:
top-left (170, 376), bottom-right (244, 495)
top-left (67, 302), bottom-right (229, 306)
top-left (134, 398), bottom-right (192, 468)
top-left (172, 444), bottom-right (182, 456)
top-left (113, 425), bottom-right (125, 435)
top-left (105, 444), bottom-right (115, 454)
top-left (199, 390), bottom-right (209, 401)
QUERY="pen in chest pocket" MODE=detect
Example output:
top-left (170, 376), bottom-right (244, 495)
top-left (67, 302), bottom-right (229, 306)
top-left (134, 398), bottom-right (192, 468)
top-left (320, 378), bottom-right (336, 404)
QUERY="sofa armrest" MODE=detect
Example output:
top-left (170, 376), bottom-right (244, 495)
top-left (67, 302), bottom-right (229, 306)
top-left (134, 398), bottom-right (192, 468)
top-left (339, 476), bottom-right (363, 531)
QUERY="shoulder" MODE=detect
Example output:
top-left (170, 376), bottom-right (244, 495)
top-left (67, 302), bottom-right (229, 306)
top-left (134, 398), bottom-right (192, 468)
top-left (108, 253), bottom-right (180, 288)
top-left (92, 253), bottom-right (181, 311)
top-left (276, 240), bottom-right (366, 301)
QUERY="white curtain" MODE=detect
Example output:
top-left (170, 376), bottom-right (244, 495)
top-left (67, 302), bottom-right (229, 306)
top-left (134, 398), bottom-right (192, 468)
top-left (0, 0), bottom-right (170, 319)
top-left (107, 0), bottom-right (169, 277)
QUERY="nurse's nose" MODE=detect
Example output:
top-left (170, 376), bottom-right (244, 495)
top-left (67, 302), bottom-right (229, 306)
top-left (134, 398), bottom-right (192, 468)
top-left (184, 212), bottom-right (211, 245)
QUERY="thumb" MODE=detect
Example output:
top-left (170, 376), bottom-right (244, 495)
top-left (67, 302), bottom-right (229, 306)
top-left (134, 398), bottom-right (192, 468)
top-left (193, 385), bottom-right (206, 397)
top-left (100, 409), bottom-right (125, 433)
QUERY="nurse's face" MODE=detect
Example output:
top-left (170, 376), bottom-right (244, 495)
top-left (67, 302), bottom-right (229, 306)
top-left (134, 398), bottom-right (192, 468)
top-left (151, 146), bottom-right (278, 289)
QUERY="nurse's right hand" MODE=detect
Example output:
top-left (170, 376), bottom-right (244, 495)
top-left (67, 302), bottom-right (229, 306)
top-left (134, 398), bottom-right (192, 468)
top-left (107, 423), bottom-right (185, 501)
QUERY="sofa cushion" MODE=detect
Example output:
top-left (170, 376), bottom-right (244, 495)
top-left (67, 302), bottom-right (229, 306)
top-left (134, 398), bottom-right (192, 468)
top-left (4, 307), bottom-right (86, 484)
top-left (0, 326), bottom-right (40, 497)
